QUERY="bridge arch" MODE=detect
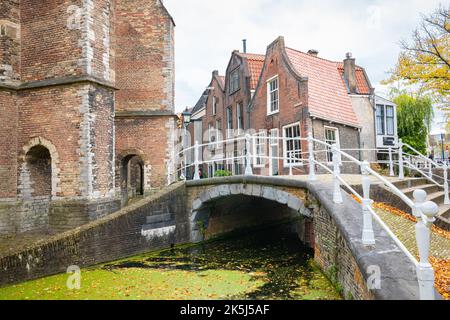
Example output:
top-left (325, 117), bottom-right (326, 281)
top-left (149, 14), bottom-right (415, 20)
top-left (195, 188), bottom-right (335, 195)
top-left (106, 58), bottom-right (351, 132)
top-left (189, 183), bottom-right (313, 243)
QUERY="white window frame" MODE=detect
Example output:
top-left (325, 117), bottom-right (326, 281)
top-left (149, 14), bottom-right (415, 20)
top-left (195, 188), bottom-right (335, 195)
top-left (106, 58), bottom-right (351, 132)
top-left (267, 75), bottom-right (279, 116)
top-left (269, 128), bottom-right (279, 146)
top-left (376, 104), bottom-right (396, 137)
top-left (212, 96), bottom-right (217, 116)
top-left (226, 106), bottom-right (233, 138)
top-left (236, 103), bottom-right (244, 134)
top-left (324, 126), bottom-right (340, 163)
top-left (385, 105), bottom-right (395, 136)
top-left (282, 122), bottom-right (302, 167)
top-left (269, 128), bottom-right (279, 176)
top-left (229, 68), bottom-right (240, 93)
top-left (253, 131), bottom-right (267, 168)
top-left (215, 119), bottom-right (221, 146)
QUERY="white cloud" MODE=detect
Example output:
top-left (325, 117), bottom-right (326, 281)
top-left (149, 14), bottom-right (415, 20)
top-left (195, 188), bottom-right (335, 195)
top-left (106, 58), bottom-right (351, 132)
top-left (163, 0), bottom-right (443, 112)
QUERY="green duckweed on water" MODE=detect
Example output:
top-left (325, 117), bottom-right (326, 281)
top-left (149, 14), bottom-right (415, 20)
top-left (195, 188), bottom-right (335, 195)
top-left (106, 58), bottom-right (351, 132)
top-left (0, 225), bottom-right (342, 300)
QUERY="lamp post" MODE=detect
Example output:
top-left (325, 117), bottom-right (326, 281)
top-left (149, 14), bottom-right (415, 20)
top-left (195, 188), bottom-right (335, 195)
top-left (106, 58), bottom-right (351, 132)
top-left (182, 109), bottom-right (192, 180)
top-left (440, 132), bottom-right (445, 164)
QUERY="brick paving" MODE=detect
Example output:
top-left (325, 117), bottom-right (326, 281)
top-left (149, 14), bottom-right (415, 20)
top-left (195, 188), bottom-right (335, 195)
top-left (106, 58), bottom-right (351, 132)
top-left (374, 207), bottom-right (450, 260)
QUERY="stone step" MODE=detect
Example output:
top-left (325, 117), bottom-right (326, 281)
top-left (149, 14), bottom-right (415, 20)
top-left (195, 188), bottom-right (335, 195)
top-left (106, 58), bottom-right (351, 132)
top-left (146, 212), bottom-right (174, 225)
top-left (142, 220), bottom-right (175, 232)
top-left (391, 178), bottom-right (430, 189)
top-left (426, 191), bottom-right (449, 205)
top-left (401, 184), bottom-right (442, 198)
top-left (438, 205), bottom-right (450, 219)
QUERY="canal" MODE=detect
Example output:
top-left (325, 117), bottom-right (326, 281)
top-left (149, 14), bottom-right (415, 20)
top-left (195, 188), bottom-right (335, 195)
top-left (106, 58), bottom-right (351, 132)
top-left (0, 224), bottom-right (342, 300)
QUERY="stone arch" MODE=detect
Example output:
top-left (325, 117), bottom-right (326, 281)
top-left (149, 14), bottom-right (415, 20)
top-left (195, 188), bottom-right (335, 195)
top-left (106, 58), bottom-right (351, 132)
top-left (189, 183), bottom-right (312, 242)
top-left (19, 137), bottom-right (60, 199)
top-left (117, 149), bottom-right (150, 206)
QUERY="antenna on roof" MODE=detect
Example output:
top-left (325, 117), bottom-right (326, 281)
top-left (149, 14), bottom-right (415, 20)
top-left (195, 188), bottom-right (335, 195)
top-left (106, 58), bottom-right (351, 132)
top-left (242, 39), bottom-right (247, 53)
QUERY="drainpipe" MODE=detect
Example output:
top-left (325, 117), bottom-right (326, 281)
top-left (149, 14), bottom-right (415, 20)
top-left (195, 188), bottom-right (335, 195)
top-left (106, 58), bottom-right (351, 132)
top-left (358, 128), bottom-right (362, 172)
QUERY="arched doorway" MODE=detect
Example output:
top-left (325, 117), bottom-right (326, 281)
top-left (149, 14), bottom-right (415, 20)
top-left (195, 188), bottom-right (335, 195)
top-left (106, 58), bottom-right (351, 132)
top-left (120, 154), bottom-right (145, 206)
top-left (25, 145), bottom-right (52, 197)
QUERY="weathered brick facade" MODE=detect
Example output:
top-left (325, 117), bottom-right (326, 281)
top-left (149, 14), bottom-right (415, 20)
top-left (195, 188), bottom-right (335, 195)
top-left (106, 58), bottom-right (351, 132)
top-left (0, 0), bottom-right (176, 235)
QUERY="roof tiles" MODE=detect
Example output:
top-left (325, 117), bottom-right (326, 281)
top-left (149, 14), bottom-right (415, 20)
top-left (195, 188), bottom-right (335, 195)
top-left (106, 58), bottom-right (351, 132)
top-left (285, 48), bottom-right (361, 127)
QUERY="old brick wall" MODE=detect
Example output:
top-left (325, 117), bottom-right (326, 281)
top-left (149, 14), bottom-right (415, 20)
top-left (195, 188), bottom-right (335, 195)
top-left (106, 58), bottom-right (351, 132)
top-left (20, 0), bottom-right (115, 82)
top-left (115, 0), bottom-right (174, 111)
top-left (313, 202), bottom-right (374, 300)
top-left (0, 182), bottom-right (189, 287)
top-left (0, 90), bottom-right (18, 199)
top-left (114, 0), bottom-right (176, 189)
top-left (17, 83), bottom-right (115, 199)
top-left (115, 116), bottom-right (175, 190)
top-left (250, 37), bottom-right (309, 175)
top-left (311, 119), bottom-right (361, 174)
top-left (0, 0), bottom-right (21, 84)
top-left (0, 0), bottom-right (176, 235)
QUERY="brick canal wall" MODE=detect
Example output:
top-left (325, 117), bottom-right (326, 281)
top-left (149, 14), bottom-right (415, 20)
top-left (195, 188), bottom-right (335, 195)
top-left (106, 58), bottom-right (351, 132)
top-left (0, 177), bottom-right (421, 300)
top-left (0, 182), bottom-right (189, 287)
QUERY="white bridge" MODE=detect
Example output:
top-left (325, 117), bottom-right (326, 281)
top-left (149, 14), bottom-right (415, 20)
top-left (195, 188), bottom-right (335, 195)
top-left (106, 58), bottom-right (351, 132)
top-left (170, 133), bottom-right (450, 300)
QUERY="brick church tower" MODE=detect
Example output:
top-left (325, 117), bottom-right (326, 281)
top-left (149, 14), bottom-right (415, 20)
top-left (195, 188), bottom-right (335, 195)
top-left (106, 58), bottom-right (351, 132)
top-left (0, 0), bottom-right (176, 235)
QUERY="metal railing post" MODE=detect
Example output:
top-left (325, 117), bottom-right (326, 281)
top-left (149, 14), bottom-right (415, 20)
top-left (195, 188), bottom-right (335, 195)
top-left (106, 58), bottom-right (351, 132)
top-left (332, 144), bottom-right (343, 204)
top-left (413, 195), bottom-right (438, 300)
top-left (398, 139), bottom-right (404, 180)
top-left (444, 164), bottom-right (450, 205)
top-left (361, 160), bottom-right (375, 245)
top-left (245, 134), bottom-right (253, 175)
top-left (412, 189), bottom-right (427, 218)
top-left (388, 147), bottom-right (395, 177)
top-left (428, 160), bottom-right (433, 178)
top-left (193, 141), bottom-right (200, 180)
top-left (289, 151), bottom-right (293, 176)
top-left (308, 132), bottom-right (316, 181)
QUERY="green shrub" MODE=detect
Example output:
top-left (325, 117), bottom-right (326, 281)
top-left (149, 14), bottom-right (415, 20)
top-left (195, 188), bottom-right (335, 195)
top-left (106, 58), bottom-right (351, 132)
top-left (214, 170), bottom-right (232, 177)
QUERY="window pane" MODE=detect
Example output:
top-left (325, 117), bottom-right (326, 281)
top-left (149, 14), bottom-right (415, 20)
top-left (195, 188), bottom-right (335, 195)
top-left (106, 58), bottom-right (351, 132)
top-left (376, 105), bottom-right (385, 135)
top-left (386, 106), bottom-right (394, 135)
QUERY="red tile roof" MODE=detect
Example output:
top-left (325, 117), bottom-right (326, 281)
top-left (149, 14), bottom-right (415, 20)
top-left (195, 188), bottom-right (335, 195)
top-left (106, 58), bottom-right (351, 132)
top-left (238, 53), bottom-right (265, 90)
top-left (285, 48), bottom-right (361, 127)
top-left (336, 63), bottom-right (371, 95)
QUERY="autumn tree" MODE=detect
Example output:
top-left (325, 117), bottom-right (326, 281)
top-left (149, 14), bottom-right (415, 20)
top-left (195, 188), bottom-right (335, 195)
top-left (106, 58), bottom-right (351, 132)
top-left (384, 4), bottom-right (449, 98)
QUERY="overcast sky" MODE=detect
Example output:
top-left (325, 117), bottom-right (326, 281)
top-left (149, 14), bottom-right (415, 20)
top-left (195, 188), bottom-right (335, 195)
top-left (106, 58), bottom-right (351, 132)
top-left (163, 0), bottom-right (444, 113)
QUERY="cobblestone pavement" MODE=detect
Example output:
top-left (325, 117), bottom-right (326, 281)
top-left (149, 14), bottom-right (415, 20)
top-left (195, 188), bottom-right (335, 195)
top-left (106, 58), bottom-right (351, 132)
top-left (374, 207), bottom-right (450, 260)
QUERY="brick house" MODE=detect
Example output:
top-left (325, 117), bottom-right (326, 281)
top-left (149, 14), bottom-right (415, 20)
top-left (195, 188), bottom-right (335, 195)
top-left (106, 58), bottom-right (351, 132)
top-left (187, 50), bottom-right (265, 177)
top-left (187, 37), bottom-right (397, 178)
top-left (249, 36), bottom-right (381, 175)
top-left (0, 0), bottom-right (176, 235)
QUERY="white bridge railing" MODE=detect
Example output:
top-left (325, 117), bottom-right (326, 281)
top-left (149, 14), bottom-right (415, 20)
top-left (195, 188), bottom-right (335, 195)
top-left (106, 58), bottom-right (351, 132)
top-left (170, 133), bottom-right (441, 300)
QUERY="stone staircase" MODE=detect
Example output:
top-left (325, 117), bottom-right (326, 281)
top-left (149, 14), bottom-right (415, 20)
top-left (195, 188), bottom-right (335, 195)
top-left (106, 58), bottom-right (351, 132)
top-left (392, 178), bottom-right (450, 231)
top-left (140, 210), bottom-right (177, 240)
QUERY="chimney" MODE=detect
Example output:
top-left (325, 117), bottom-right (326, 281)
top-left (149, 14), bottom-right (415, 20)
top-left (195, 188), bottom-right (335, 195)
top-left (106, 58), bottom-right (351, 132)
top-left (242, 39), bottom-right (247, 53)
top-left (212, 70), bottom-right (219, 76)
top-left (343, 52), bottom-right (357, 94)
top-left (307, 49), bottom-right (319, 57)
